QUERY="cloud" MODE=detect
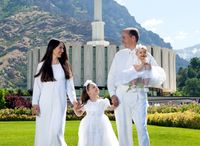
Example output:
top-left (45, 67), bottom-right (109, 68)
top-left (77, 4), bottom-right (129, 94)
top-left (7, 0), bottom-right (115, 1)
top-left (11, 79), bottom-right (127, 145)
top-left (175, 32), bottom-right (188, 40)
top-left (164, 31), bottom-right (189, 49)
top-left (164, 31), bottom-right (188, 45)
top-left (164, 36), bottom-right (174, 43)
top-left (141, 18), bottom-right (163, 31)
top-left (195, 29), bottom-right (200, 34)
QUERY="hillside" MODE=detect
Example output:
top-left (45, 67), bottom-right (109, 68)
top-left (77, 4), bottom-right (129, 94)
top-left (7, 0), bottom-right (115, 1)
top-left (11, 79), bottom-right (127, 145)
top-left (176, 55), bottom-right (189, 72)
top-left (176, 44), bottom-right (200, 61)
top-left (0, 0), bottom-right (172, 88)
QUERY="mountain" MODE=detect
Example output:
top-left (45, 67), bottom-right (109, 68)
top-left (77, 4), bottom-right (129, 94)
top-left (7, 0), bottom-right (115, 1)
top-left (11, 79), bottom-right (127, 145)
top-left (176, 55), bottom-right (189, 72)
top-left (176, 44), bottom-right (200, 61)
top-left (0, 0), bottom-right (172, 88)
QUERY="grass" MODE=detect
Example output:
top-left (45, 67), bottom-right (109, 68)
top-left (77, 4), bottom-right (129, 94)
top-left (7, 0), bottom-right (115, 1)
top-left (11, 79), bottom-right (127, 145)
top-left (0, 121), bottom-right (200, 146)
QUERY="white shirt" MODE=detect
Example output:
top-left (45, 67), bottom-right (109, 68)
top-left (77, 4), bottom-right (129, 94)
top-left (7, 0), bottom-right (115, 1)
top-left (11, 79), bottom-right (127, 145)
top-left (107, 48), bottom-right (159, 97)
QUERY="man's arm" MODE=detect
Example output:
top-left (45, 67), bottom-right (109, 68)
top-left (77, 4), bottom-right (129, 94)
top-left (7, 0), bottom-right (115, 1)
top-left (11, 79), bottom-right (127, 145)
top-left (114, 66), bottom-right (141, 86)
top-left (107, 54), bottom-right (119, 107)
top-left (107, 54), bottom-right (117, 97)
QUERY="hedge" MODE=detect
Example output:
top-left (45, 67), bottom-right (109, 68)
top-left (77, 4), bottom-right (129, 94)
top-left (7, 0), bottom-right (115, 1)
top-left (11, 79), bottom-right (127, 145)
top-left (147, 111), bottom-right (200, 129)
top-left (1, 105), bottom-right (200, 129)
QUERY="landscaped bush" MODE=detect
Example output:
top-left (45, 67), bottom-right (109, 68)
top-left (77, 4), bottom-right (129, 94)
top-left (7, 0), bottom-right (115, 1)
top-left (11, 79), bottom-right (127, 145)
top-left (148, 103), bottom-right (200, 114)
top-left (147, 103), bottom-right (200, 129)
top-left (0, 88), bottom-right (31, 109)
top-left (0, 114), bottom-right (35, 121)
top-left (0, 91), bottom-right (6, 109)
top-left (1, 103), bottom-right (200, 129)
top-left (147, 111), bottom-right (200, 129)
top-left (0, 89), bottom-right (10, 109)
top-left (0, 108), bottom-right (34, 121)
top-left (0, 106), bottom-right (115, 121)
top-left (5, 94), bottom-right (32, 109)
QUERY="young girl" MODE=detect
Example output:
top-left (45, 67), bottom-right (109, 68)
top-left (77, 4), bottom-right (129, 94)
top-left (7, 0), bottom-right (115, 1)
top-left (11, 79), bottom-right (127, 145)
top-left (74, 80), bottom-right (119, 146)
top-left (130, 45), bottom-right (152, 92)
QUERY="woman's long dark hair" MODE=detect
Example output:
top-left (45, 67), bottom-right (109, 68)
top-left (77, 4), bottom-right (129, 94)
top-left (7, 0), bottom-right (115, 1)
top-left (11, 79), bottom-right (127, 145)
top-left (34, 39), bottom-right (72, 82)
top-left (81, 84), bottom-right (90, 104)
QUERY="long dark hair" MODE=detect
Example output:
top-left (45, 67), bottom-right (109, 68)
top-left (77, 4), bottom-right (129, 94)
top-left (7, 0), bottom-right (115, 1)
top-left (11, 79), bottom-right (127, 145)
top-left (34, 39), bottom-right (72, 82)
top-left (81, 84), bottom-right (90, 104)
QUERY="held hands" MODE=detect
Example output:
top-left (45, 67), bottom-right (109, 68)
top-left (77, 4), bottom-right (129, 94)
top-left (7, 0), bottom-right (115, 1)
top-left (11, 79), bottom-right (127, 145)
top-left (144, 63), bottom-right (151, 70)
top-left (141, 59), bottom-right (151, 70)
top-left (32, 105), bottom-right (40, 116)
top-left (141, 58), bottom-right (147, 65)
top-left (73, 100), bottom-right (84, 117)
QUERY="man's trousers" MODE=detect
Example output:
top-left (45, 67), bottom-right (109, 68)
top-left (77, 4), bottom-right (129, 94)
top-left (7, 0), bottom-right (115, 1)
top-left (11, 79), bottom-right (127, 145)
top-left (115, 85), bottom-right (150, 146)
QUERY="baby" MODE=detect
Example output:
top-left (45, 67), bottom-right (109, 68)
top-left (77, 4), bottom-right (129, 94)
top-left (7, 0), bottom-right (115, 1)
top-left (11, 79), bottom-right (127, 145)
top-left (130, 45), bottom-right (152, 92)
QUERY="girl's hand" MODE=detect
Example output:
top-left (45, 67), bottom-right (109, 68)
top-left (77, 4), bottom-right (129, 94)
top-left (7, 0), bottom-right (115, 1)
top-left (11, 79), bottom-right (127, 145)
top-left (73, 101), bottom-right (84, 116)
top-left (145, 63), bottom-right (151, 70)
top-left (73, 100), bottom-right (83, 110)
top-left (73, 100), bottom-right (79, 109)
top-left (32, 105), bottom-right (40, 116)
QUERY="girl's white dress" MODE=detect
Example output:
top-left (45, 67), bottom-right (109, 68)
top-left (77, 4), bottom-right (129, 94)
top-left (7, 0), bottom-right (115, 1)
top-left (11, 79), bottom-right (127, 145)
top-left (116, 51), bottom-right (166, 88)
top-left (78, 98), bottom-right (119, 146)
top-left (32, 62), bottom-right (76, 146)
top-left (132, 56), bottom-right (153, 80)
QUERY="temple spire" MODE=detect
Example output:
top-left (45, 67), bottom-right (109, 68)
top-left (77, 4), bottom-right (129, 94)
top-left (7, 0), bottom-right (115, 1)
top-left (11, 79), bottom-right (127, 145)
top-left (87, 0), bottom-right (110, 46)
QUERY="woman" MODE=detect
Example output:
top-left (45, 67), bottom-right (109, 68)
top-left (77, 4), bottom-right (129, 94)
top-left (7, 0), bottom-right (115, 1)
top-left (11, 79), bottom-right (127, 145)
top-left (32, 39), bottom-right (77, 146)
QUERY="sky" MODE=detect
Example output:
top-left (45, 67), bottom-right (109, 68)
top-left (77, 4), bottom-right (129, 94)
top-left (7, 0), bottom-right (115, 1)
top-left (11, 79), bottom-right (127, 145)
top-left (114, 0), bottom-right (200, 50)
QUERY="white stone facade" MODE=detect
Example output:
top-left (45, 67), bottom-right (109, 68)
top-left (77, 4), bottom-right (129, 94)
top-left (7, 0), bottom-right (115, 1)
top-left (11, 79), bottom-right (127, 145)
top-left (27, 44), bottom-right (176, 93)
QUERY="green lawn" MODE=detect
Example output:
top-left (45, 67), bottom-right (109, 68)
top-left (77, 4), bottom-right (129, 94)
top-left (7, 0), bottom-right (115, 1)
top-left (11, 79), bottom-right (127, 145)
top-left (0, 121), bottom-right (200, 146)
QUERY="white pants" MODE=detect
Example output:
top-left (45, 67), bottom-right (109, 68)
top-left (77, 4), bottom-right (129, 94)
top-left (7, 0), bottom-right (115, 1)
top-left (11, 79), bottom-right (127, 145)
top-left (115, 86), bottom-right (150, 146)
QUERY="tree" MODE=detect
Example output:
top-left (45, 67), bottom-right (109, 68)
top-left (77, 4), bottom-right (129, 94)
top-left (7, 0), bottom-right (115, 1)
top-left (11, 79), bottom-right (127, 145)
top-left (183, 78), bottom-right (200, 96)
top-left (176, 67), bottom-right (187, 90)
top-left (190, 57), bottom-right (200, 70)
top-left (177, 57), bottom-right (200, 96)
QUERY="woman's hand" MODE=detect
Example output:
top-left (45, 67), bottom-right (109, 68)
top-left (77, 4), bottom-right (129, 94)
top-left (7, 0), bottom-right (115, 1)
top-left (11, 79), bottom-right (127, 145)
top-left (32, 105), bottom-right (40, 116)
top-left (73, 100), bottom-right (84, 116)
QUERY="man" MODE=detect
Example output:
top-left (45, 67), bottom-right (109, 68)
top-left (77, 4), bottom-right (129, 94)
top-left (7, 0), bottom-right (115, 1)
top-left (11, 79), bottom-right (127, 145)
top-left (107, 27), bottom-right (165, 146)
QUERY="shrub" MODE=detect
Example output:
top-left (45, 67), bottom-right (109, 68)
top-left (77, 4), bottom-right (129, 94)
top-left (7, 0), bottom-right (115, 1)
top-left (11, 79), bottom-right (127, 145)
top-left (0, 91), bottom-right (6, 109)
top-left (5, 94), bottom-right (32, 109)
top-left (147, 111), bottom-right (200, 129)
top-left (0, 108), bottom-right (35, 121)
top-left (0, 114), bottom-right (35, 121)
top-left (148, 103), bottom-right (200, 114)
top-left (1, 103), bottom-right (199, 129)
top-left (0, 89), bottom-right (10, 109)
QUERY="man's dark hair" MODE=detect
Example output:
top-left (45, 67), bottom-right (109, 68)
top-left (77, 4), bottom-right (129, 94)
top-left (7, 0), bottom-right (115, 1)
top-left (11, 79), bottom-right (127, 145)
top-left (124, 27), bottom-right (140, 42)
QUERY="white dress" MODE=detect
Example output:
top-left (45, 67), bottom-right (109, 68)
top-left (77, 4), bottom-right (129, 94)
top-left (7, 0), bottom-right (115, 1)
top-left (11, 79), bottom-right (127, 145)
top-left (78, 98), bottom-right (119, 146)
top-left (32, 62), bottom-right (76, 146)
top-left (132, 56), bottom-right (153, 79)
top-left (114, 49), bottom-right (166, 88)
